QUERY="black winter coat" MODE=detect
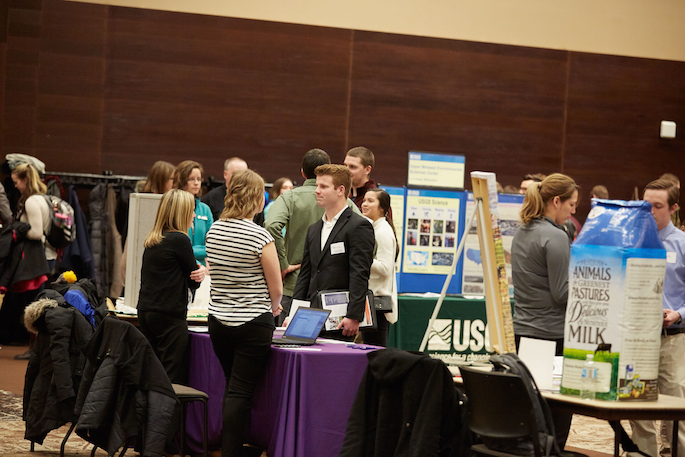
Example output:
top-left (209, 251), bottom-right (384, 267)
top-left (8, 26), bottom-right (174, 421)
top-left (74, 317), bottom-right (178, 457)
top-left (23, 299), bottom-right (95, 444)
top-left (0, 221), bottom-right (50, 293)
top-left (339, 348), bottom-right (464, 457)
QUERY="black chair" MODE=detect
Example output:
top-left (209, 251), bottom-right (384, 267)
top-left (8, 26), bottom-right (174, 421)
top-left (173, 383), bottom-right (209, 457)
top-left (460, 366), bottom-right (553, 457)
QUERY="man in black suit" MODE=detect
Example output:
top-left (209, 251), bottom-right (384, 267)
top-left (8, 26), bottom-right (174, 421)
top-left (293, 164), bottom-right (375, 339)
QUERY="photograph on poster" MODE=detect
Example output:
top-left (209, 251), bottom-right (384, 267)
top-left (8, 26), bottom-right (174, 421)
top-left (407, 218), bottom-right (418, 230)
top-left (407, 251), bottom-right (429, 267)
top-left (402, 189), bottom-right (461, 275)
top-left (432, 252), bottom-right (454, 266)
top-left (407, 231), bottom-right (417, 246)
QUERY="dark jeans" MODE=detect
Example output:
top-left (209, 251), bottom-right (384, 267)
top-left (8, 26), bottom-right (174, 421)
top-left (138, 310), bottom-right (189, 384)
top-left (209, 314), bottom-right (273, 457)
top-left (515, 334), bottom-right (572, 449)
top-left (362, 311), bottom-right (390, 347)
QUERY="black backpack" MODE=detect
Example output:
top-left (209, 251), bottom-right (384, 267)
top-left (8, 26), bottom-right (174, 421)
top-left (488, 353), bottom-right (649, 457)
top-left (485, 353), bottom-right (559, 456)
top-left (42, 194), bottom-right (76, 249)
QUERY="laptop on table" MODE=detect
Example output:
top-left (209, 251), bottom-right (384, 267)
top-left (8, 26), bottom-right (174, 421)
top-left (272, 307), bottom-right (331, 346)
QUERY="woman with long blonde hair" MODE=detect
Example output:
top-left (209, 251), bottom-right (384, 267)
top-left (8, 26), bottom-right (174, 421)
top-left (137, 188), bottom-right (207, 383)
top-left (206, 169), bottom-right (282, 457)
top-left (511, 172), bottom-right (579, 447)
top-left (0, 163), bottom-right (54, 351)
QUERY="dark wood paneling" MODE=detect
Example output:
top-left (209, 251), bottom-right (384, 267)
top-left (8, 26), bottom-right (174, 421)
top-left (32, 0), bottom-right (106, 172)
top-left (348, 31), bottom-right (569, 188)
top-left (564, 53), bottom-right (685, 214)
top-left (102, 8), bottom-right (352, 181)
top-left (2, 2), bottom-right (41, 154)
top-left (1, 0), bottom-right (685, 204)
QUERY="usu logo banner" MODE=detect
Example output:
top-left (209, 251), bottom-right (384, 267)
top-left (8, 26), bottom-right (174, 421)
top-left (427, 319), bottom-right (492, 363)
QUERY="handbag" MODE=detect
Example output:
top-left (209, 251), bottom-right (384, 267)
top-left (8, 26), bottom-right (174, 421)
top-left (373, 295), bottom-right (393, 312)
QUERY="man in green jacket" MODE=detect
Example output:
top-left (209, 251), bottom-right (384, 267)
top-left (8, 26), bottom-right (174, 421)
top-left (265, 148), bottom-right (361, 323)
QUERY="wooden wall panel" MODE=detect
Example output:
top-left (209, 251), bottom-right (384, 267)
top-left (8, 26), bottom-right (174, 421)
top-left (347, 32), bottom-right (569, 188)
top-left (2, 1), bottom-right (41, 153)
top-left (33, 0), bottom-right (106, 172)
top-left (1, 0), bottom-right (684, 213)
top-left (102, 8), bottom-right (352, 182)
top-left (564, 53), bottom-right (685, 211)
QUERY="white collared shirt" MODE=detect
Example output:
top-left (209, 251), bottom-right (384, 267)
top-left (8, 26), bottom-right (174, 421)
top-left (321, 206), bottom-right (347, 251)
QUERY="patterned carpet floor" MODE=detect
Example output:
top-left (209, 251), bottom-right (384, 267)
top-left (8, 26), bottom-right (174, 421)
top-left (0, 389), bottom-right (659, 457)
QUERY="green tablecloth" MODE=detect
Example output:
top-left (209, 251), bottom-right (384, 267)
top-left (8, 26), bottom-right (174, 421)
top-left (388, 295), bottom-right (513, 362)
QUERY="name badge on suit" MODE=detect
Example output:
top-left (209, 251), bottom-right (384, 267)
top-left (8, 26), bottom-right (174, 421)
top-left (330, 242), bottom-right (345, 255)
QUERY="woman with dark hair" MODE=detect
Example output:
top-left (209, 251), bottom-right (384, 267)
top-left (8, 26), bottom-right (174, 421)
top-left (174, 160), bottom-right (213, 266)
top-left (206, 169), bottom-right (282, 457)
top-left (360, 188), bottom-right (399, 347)
top-left (511, 172), bottom-right (579, 448)
top-left (137, 188), bottom-right (205, 383)
top-left (120, 160), bottom-right (176, 291)
top-left (263, 176), bottom-right (293, 229)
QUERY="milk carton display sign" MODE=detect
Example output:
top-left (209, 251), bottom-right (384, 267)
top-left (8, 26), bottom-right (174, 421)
top-left (561, 200), bottom-right (665, 401)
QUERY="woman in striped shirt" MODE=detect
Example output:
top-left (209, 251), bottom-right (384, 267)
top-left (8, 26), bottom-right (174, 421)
top-left (206, 169), bottom-right (282, 457)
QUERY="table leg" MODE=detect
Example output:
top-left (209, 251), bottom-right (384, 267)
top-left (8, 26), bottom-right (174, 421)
top-left (673, 420), bottom-right (679, 457)
top-left (611, 420), bottom-right (620, 457)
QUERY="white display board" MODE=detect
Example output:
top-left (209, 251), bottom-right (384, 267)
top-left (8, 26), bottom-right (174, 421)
top-left (124, 193), bottom-right (162, 309)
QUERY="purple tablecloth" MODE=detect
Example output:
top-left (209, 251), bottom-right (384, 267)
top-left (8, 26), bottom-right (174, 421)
top-left (185, 332), bottom-right (373, 457)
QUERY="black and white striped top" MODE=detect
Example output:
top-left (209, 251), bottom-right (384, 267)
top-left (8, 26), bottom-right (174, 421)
top-left (206, 218), bottom-right (274, 326)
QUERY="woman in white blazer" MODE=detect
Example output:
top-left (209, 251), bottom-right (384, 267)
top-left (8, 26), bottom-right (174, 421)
top-left (361, 188), bottom-right (399, 347)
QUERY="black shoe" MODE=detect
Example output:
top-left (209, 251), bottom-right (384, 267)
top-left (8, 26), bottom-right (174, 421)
top-left (14, 350), bottom-right (31, 360)
top-left (241, 445), bottom-right (263, 457)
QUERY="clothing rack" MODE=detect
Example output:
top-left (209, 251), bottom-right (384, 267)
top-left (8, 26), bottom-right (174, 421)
top-left (45, 171), bottom-right (146, 187)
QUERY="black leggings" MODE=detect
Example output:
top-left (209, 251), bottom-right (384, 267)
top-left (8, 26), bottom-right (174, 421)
top-left (138, 311), bottom-right (189, 384)
top-left (209, 314), bottom-right (273, 457)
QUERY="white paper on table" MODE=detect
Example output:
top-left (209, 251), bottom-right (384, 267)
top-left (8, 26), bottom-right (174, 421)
top-left (281, 299), bottom-right (311, 328)
top-left (289, 299), bottom-right (310, 318)
top-left (188, 326), bottom-right (209, 333)
top-left (190, 274), bottom-right (211, 309)
top-left (517, 337), bottom-right (556, 391)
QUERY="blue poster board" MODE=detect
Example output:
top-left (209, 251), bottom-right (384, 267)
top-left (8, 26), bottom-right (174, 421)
top-left (398, 188), bottom-right (466, 294)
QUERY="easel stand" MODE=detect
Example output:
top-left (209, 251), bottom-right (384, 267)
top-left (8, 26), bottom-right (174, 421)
top-left (419, 172), bottom-right (515, 355)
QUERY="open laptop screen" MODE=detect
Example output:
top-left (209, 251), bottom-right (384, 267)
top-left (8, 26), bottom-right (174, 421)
top-left (284, 308), bottom-right (329, 339)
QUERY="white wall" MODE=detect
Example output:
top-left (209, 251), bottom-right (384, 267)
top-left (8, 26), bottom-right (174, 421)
top-left (68, 0), bottom-right (685, 61)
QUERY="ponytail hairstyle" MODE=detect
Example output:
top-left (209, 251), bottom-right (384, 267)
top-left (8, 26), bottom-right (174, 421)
top-left (519, 173), bottom-right (579, 225)
top-left (366, 188), bottom-right (400, 261)
top-left (12, 163), bottom-right (47, 197)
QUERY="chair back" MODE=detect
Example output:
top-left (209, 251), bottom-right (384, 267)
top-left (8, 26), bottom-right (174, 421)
top-left (460, 366), bottom-right (545, 457)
